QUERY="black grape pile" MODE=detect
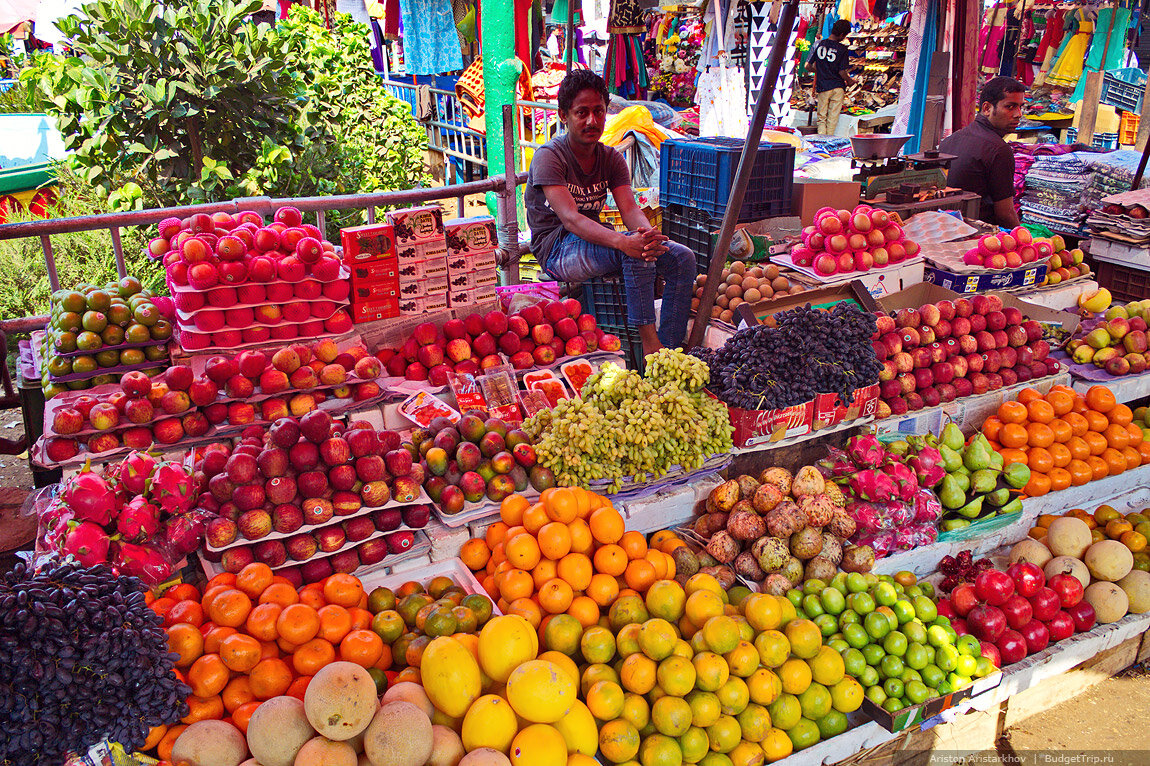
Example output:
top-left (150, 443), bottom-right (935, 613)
top-left (0, 562), bottom-right (189, 766)
top-left (695, 302), bottom-right (881, 410)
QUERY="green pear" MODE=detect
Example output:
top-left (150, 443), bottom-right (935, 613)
top-left (939, 475), bottom-right (966, 510)
top-left (942, 519), bottom-right (971, 531)
top-left (963, 442), bottom-right (991, 472)
top-left (941, 422), bottom-right (965, 452)
top-left (886, 439), bottom-right (910, 456)
top-left (988, 451), bottom-right (1004, 471)
top-left (956, 495), bottom-right (984, 519)
top-left (940, 445), bottom-right (964, 473)
top-left (1003, 462), bottom-right (1031, 489)
top-left (953, 472), bottom-right (971, 493)
top-left (971, 469), bottom-right (999, 495)
top-left (985, 487), bottom-right (1011, 507)
top-left (999, 497), bottom-right (1023, 514)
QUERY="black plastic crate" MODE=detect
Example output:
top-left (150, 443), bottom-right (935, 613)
top-left (1095, 260), bottom-right (1150, 303)
top-left (600, 323), bottom-right (645, 374)
top-left (659, 138), bottom-right (795, 218)
top-left (581, 274), bottom-right (629, 326)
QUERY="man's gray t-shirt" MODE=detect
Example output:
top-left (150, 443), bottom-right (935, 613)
top-left (526, 133), bottom-right (631, 271)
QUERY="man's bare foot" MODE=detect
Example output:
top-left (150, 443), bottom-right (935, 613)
top-left (638, 324), bottom-right (662, 358)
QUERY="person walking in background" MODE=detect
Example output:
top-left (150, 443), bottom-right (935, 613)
top-left (807, 20), bottom-right (853, 135)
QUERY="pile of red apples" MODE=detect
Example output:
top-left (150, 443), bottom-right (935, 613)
top-left (793, 205), bottom-right (922, 277)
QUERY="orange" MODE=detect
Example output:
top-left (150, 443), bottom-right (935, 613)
top-left (501, 494), bottom-right (531, 526)
top-left (485, 521), bottom-right (509, 548)
top-left (1067, 459), bottom-right (1094, 486)
top-left (1084, 410), bottom-right (1110, 433)
top-left (1122, 445), bottom-right (1142, 470)
top-left (619, 531), bottom-right (648, 560)
top-left (1102, 448), bottom-right (1127, 477)
top-left (277, 604), bottom-right (320, 645)
top-left (317, 604), bottom-right (353, 643)
top-left (286, 675), bottom-right (312, 701)
top-left (1048, 442), bottom-right (1072, 468)
top-left (589, 507), bottom-right (624, 544)
top-left (1047, 467), bottom-right (1072, 491)
top-left (340, 629), bottom-right (384, 668)
top-left (644, 550), bottom-right (668, 580)
top-left (206, 573), bottom-right (238, 589)
top-left (1121, 531), bottom-right (1148, 553)
top-left (1071, 396), bottom-right (1090, 415)
top-left (1026, 447), bottom-right (1053, 474)
top-left (538, 522), bottom-right (573, 561)
top-left (157, 724), bottom-right (187, 762)
top-left (1026, 423), bottom-right (1055, 448)
top-left (297, 585), bottom-right (326, 610)
top-left (587, 573), bottom-right (620, 608)
top-left (573, 488), bottom-right (594, 518)
top-left (1000, 423), bottom-right (1029, 449)
top-left (594, 544), bottom-right (629, 576)
top-left (165, 600), bottom-right (204, 628)
top-left (1127, 423), bottom-right (1145, 443)
top-left (292, 638), bottom-right (336, 676)
top-left (1048, 419), bottom-right (1072, 443)
top-left (1066, 436), bottom-right (1091, 461)
top-left (1064, 412), bottom-right (1090, 438)
top-left (207, 589), bottom-right (252, 629)
top-left (249, 657), bottom-right (293, 700)
top-left (567, 518), bottom-right (593, 555)
top-left (221, 676), bottom-right (255, 713)
top-left (349, 608), bottom-right (373, 632)
top-left (323, 574), bottom-right (364, 608)
top-left (558, 553), bottom-right (593, 591)
top-left (235, 563), bottom-right (274, 598)
top-left (982, 416), bottom-right (1003, 442)
top-left (150, 597), bottom-right (177, 621)
top-left (545, 488), bottom-right (580, 523)
top-left (1110, 403), bottom-right (1134, 426)
top-left (460, 539), bottom-right (491, 572)
top-left (538, 578), bottom-right (575, 614)
top-left (499, 569), bottom-right (535, 602)
top-left (1046, 390), bottom-right (1074, 416)
top-left (166, 623), bottom-right (204, 668)
top-left (220, 633), bottom-right (262, 673)
top-left (142, 724), bottom-right (168, 752)
top-left (1016, 387), bottom-right (1043, 405)
top-left (506, 533), bottom-right (540, 570)
top-left (998, 401), bottom-right (1028, 424)
top-left (244, 602), bottom-right (282, 642)
top-left (1023, 473), bottom-right (1051, 497)
top-left (1139, 441), bottom-right (1150, 465)
top-left (567, 596), bottom-right (601, 628)
top-left (1027, 399), bottom-right (1055, 424)
top-left (187, 653), bottom-right (230, 697)
top-left (203, 626), bottom-right (237, 655)
top-left (1085, 385), bottom-right (1116, 413)
top-left (1087, 455), bottom-right (1109, 481)
top-left (1106, 519), bottom-right (1134, 538)
top-left (999, 448), bottom-right (1029, 467)
top-left (522, 504), bottom-right (551, 534)
top-left (182, 694), bottom-right (224, 724)
top-left (623, 559), bottom-right (657, 592)
top-left (258, 582), bottom-right (299, 607)
top-left (532, 558), bottom-right (560, 589)
top-left (1104, 424), bottom-right (1131, 450)
top-left (230, 700), bottom-right (261, 734)
top-left (1083, 431), bottom-right (1108, 456)
top-left (507, 597), bottom-right (543, 629)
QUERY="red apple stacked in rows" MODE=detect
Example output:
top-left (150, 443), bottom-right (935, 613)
top-left (874, 294), bottom-right (1061, 418)
top-left (939, 563), bottom-right (1094, 666)
top-left (379, 298), bottom-right (622, 385)
top-left (793, 205), bottom-right (922, 277)
top-left (962, 228), bottom-right (1049, 270)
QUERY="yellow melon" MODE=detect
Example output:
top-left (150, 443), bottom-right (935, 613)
top-left (461, 694), bottom-right (518, 753)
top-left (422, 637), bottom-right (482, 718)
top-left (552, 700), bottom-right (598, 756)
top-left (460, 749), bottom-right (513, 766)
top-left (509, 724), bottom-right (568, 766)
top-left (1117, 570), bottom-right (1150, 613)
top-left (1084, 582), bottom-right (1129, 623)
top-left (1085, 540), bottom-right (1134, 582)
top-left (506, 660), bottom-right (576, 723)
top-left (479, 615), bottom-right (539, 683)
top-left (303, 661), bottom-right (379, 741)
top-left (427, 725), bottom-right (466, 766)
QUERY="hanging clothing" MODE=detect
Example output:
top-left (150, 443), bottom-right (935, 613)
top-left (398, 0), bottom-right (464, 74)
top-left (997, 6), bottom-right (1021, 76)
top-left (1032, 9), bottom-right (1065, 86)
top-left (604, 0), bottom-right (647, 98)
top-left (1046, 10), bottom-right (1092, 89)
top-left (979, 3), bottom-right (1008, 74)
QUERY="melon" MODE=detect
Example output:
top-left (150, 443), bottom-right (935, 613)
top-left (460, 749), bottom-right (513, 766)
top-left (303, 662), bottom-right (379, 741)
top-left (509, 724), bottom-right (568, 766)
top-left (363, 701), bottom-right (432, 766)
top-left (1046, 517), bottom-right (1092, 559)
top-left (462, 694), bottom-right (519, 753)
top-left (1117, 570), bottom-right (1150, 613)
top-left (553, 700), bottom-right (598, 756)
top-left (171, 720), bottom-right (247, 766)
top-left (1044, 555), bottom-right (1091, 588)
top-left (294, 736), bottom-right (356, 766)
top-left (1008, 538), bottom-right (1052, 568)
top-left (246, 695), bottom-right (315, 766)
top-left (1084, 540), bottom-right (1134, 582)
top-left (427, 725), bottom-right (466, 766)
top-left (381, 681), bottom-right (434, 717)
top-left (421, 637), bottom-right (481, 718)
top-left (505, 660), bottom-right (576, 723)
top-left (479, 615), bottom-right (539, 683)
top-left (1084, 581), bottom-right (1129, 623)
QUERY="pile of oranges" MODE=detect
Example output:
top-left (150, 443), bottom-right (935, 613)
top-left (981, 384), bottom-right (1150, 497)
top-left (459, 487), bottom-right (682, 630)
top-left (146, 565), bottom-right (381, 761)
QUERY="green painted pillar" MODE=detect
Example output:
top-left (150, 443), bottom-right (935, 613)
top-left (481, 0), bottom-right (524, 229)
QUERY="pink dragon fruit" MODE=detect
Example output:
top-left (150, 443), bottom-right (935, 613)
top-left (61, 465), bottom-right (117, 526)
top-left (854, 530), bottom-right (897, 557)
top-left (883, 460), bottom-right (919, 502)
top-left (846, 501), bottom-right (884, 532)
top-left (148, 462), bottom-right (196, 515)
top-left (848, 469), bottom-right (898, 504)
top-left (913, 490), bottom-right (943, 523)
top-left (877, 501), bottom-right (914, 527)
top-left (163, 512), bottom-right (207, 558)
top-left (907, 447), bottom-right (946, 488)
top-left (40, 502), bottom-right (75, 552)
top-left (61, 521), bottom-right (111, 566)
top-left (895, 523), bottom-right (938, 550)
top-left (118, 451), bottom-right (158, 496)
top-left (846, 434), bottom-right (886, 469)
top-left (817, 446), bottom-right (857, 478)
top-left (113, 542), bottom-right (174, 584)
top-left (116, 496), bottom-right (161, 543)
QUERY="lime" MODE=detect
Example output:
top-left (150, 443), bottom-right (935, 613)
top-left (902, 620), bottom-right (927, 646)
top-left (936, 645), bottom-right (960, 673)
top-left (817, 709), bottom-right (849, 739)
top-left (904, 643), bottom-right (929, 671)
top-left (873, 583), bottom-right (897, 607)
top-left (802, 579), bottom-right (825, 596)
top-left (955, 654), bottom-right (978, 678)
top-left (830, 573), bottom-right (848, 592)
top-left (926, 625), bottom-right (950, 648)
top-left (920, 582), bottom-right (935, 598)
top-left (899, 668), bottom-right (922, 686)
top-left (848, 592), bottom-right (875, 615)
top-left (801, 595), bottom-right (825, 619)
top-left (797, 683), bottom-right (832, 719)
top-left (842, 648), bottom-right (866, 677)
top-left (813, 614), bottom-right (837, 637)
top-left (921, 664), bottom-right (945, 689)
top-left (857, 665), bottom-right (880, 689)
top-left (838, 609), bottom-right (860, 626)
top-left (906, 585), bottom-right (924, 599)
top-left (864, 685), bottom-right (887, 706)
top-left (879, 655), bottom-right (905, 680)
top-left (892, 600), bottom-right (916, 625)
top-left (785, 717), bottom-right (821, 752)
top-left (956, 634), bottom-right (981, 657)
top-left (767, 694), bottom-right (802, 731)
top-left (861, 644), bottom-right (885, 667)
top-left (786, 589), bottom-right (803, 609)
top-left (975, 657), bottom-right (997, 677)
top-left (679, 726), bottom-right (710, 763)
top-left (826, 638), bottom-right (849, 653)
top-left (905, 680), bottom-right (930, 704)
top-left (912, 596), bottom-right (937, 622)
top-left (843, 623), bottom-right (869, 649)
top-left (368, 587), bottom-right (396, 613)
top-left (820, 588), bottom-right (846, 615)
top-left (845, 573), bottom-right (868, 593)
top-left (863, 611), bottom-right (890, 641)
top-left (949, 671), bottom-right (972, 690)
top-left (883, 677), bottom-right (904, 700)
top-left (883, 631), bottom-right (908, 657)
top-left (882, 697), bottom-right (906, 713)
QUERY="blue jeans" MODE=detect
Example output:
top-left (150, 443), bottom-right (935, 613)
top-left (545, 231), bottom-right (696, 348)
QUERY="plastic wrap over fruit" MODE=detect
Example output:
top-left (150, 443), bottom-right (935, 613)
top-left (913, 489), bottom-right (943, 523)
top-left (876, 501), bottom-right (913, 527)
top-left (895, 523), bottom-right (938, 549)
top-left (846, 501), bottom-right (884, 532)
top-left (853, 529), bottom-right (897, 557)
top-left (817, 446), bottom-right (856, 479)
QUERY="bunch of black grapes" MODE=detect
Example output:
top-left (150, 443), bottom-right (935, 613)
top-left (698, 302), bottom-right (881, 409)
top-left (0, 561), bottom-right (189, 766)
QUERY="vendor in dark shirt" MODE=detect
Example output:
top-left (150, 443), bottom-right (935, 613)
top-left (938, 77), bottom-right (1025, 228)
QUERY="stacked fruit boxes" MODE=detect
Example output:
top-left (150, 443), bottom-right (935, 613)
top-left (342, 223), bottom-right (400, 324)
top-left (390, 206), bottom-right (449, 315)
top-left (444, 215), bottom-right (500, 307)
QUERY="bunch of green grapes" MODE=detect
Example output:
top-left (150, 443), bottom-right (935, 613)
top-left (524, 358), bottom-right (734, 492)
top-left (644, 348), bottom-right (710, 393)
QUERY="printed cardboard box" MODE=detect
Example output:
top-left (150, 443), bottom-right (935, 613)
top-left (340, 223), bottom-right (396, 263)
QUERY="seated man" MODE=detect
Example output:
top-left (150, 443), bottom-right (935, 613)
top-left (525, 69), bottom-right (696, 355)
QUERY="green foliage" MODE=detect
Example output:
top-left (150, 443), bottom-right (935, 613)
top-left (0, 167), bottom-right (157, 321)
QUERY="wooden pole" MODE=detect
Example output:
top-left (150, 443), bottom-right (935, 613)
top-left (1079, 3), bottom-right (1119, 145)
top-left (1134, 75), bottom-right (1150, 151)
top-left (687, 0), bottom-right (800, 349)
top-left (565, 0), bottom-right (576, 70)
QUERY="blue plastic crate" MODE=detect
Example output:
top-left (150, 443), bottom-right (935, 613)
top-left (581, 274), bottom-right (628, 326)
top-left (1066, 128), bottom-right (1119, 151)
top-left (1101, 67), bottom-right (1147, 113)
top-left (659, 138), bottom-right (795, 219)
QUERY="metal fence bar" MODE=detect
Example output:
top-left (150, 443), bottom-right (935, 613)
top-left (41, 235), bottom-right (57, 292)
top-left (109, 226), bottom-right (125, 278)
top-left (366, 207), bottom-right (376, 224)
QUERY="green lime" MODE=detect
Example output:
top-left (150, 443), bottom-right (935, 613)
top-left (920, 582), bottom-right (935, 598)
top-left (873, 582), bottom-right (897, 607)
top-left (902, 621), bottom-right (927, 646)
top-left (802, 594), bottom-right (825, 619)
top-left (767, 694), bottom-right (802, 731)
top-left (921, 664), bottom-right (944, 689)
top-left (803, 579), bottom-right (826, 596)
top-left (864, 685), bottom-right (887, 706)
top-left (842, 648), bottom-right (866, 677)
top-left (814, 614), bottom-right (838, 637)
top-left (848, 592), bottom-right (875, 615)
top-left (926, 625), bottom-right (950, 648)
top-left (882, 697), bottom-right (906, 713)
top-left (906, 585), bottom-right (924, 599)
top-left (956, 634), bottom-right (982, 657)
top-left (883, 677), bottom-right (904, 700)
top-left (820, 587), bottom-right (846, 615)
top-left (904, 643), bottom-right (929, 671)
top-left (862, 644), bottom-right (885, 667)
top-left (798, 683), bottom-right (832, 719)
top-left (905, 680), bottom-right (930, 704)
top-left (956, 654), bottom-right (978, 678)
top-left (936, 645), bottom-right (960, 673)
top-left (912, 596), bottom-right (937, 622)
top-left (949, 672), bottom-right (971, 690)
top-left (846, 573), bottom-right (868, 593)
top-left (367, 667), bottom-right (388, 694)
top-left (786, 589), bottom-right (803, 609)
top-left (817, 709), bottom-right (849, 739)
top-left (863, 611), bottom-right (890, 641)
top-left (879, 655), bottom-right (905, 680)
top-left (975, 657), bottom-right (997, 677)
top-left (827, 638), bottom-right (849, 653)
top-left (883, 631), bottom-right (908, 657)
top-left (830, 573), bottom-right (849, 593)
top-left (857, 665), bottom-right (880, 689)
top-left (892, 600), bottom-right (916, 625)
top-left (843, 623), bottom-right (869, 650)
top-left (786, 717), bottom-right (821, 752)
top-left (899, 668), bottom-right (922, 686)
top-left (838, 609), bottom-right (860, 626)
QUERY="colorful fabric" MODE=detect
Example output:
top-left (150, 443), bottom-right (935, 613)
top-left (1047, 11), bottom-right (1091, 88)
top-left (398, 0), bottom-right (463, 74)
